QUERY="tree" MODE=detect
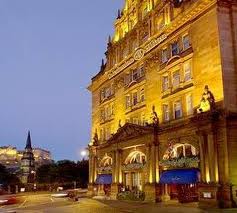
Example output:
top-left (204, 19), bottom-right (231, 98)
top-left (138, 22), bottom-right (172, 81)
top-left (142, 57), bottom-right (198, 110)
top-left (36, 159), bottom-right (89, 188)
top-left (0, 164), bottom-right (21, 186)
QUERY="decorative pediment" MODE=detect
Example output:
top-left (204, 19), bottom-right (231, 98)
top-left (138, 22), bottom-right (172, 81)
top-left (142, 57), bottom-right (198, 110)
top-left (108, 123), bottom-right (153, 143)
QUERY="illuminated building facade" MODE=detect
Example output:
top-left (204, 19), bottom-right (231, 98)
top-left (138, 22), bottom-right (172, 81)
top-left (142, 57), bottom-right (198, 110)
top-left (0, 140), bottom-right (52, 175)
top-left (88, 0), bottom-right (237, 207)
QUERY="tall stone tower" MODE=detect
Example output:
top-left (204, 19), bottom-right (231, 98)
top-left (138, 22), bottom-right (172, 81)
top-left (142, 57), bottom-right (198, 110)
top-left (21, 131), bottom-right (35, 184)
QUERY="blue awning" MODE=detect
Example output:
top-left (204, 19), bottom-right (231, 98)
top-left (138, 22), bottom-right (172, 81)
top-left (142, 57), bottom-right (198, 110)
top-left (95, 174), bottom-right (112, 185)
top-left (160, 169), bottom-right (200, 184)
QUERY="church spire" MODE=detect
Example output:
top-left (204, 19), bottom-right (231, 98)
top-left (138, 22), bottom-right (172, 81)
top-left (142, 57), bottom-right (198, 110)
top-left (25, 131), bottom-right (32, 149)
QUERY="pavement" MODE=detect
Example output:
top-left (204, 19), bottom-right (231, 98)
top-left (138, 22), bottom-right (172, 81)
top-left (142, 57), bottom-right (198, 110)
top-left (0, 193), bottom-right (237, 213)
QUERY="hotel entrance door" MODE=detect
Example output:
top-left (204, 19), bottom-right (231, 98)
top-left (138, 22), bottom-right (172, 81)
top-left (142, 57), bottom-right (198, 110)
top-left (160, 169), bottom-right (200, 203)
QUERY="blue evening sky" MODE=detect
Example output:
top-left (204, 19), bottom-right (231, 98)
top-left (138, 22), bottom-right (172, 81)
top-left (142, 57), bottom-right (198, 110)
top-left (0, 0), bottom-right (123, 161)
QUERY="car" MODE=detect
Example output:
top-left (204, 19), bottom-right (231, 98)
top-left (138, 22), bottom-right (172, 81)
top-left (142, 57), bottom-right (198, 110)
top-left (0, 196), bottom-right (18, 205)
top-left (51, 192), bottom-right (69, 198)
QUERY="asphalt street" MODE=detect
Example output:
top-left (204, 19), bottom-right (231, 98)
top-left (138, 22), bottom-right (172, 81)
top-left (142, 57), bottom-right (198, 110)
top-left (0, 193), bottom-right (237, 213)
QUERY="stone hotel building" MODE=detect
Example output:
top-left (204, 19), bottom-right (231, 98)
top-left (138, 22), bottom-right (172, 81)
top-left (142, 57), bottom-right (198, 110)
top-left (88, 0), bottom-right (237, 208)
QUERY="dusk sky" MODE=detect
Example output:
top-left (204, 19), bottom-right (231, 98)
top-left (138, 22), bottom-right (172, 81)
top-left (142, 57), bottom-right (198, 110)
top-left (0, 0), bottom-right (123, 161)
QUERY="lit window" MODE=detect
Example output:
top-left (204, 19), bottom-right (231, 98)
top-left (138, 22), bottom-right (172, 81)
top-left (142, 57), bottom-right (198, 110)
top-left (172, 71), bottom-right (180, 88)
top-left (166, 144), bottom-right (197, 159)
top-left (171, 42), bottom-right (179, 56)
top-left (186, 94), bottom-right (193, 115)
top-left (157, 14), bottom-right (165, 31)
top-left (161, 48), bottom-right (168, 63)
top-left (162, 76), bottom-right (169, 91)
top-left (184, 61), bottom-right (192, 81)
top-left (126, 152), bottom-right (146, 164)
top-left (183, 34), bottom-right (190, 51)
top-left (174, 100), bottom-right (182, 119)
top-left (126, 95), bottom-right (131, 109)
top-left (163, 104), bottom-right (169, 121)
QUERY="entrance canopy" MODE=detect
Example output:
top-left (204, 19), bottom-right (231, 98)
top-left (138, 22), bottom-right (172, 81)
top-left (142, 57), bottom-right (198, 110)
top-left (160, 169), bottom-right (200, 184)
top-left (95, 174), bottom-right (112, 185)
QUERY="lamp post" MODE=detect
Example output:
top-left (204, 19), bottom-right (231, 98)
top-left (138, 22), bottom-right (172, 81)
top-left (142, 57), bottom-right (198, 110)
top-left (80, 150), bottom-right (88, 160)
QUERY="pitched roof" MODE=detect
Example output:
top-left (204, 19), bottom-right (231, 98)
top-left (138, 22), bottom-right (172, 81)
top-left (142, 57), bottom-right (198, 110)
top-left (25, 131), bottom-right (32, 149)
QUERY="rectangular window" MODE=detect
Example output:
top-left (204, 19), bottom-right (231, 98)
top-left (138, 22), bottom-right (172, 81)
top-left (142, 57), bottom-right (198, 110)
top-left (157, 14), bottom-right (165, 31)
top-left (161, 48), bottom-right (168, 63)
top-left (105, 127), bottom-right (111, 140)
top-left (133, 92), bottom-right (138, 106)
top-left (100, 89), bottom-right (105, 101)
top-left (105, 87), bottom-right (111, 98)
top-left (172, 71), bottom-right (180, 88)
top-left (183, 34), bottom-right (190, 51)
top-left (100, 129), bottom-right (103, 141)
top-left (186, 94), bottom-right (193, 115)
top-left (140, 89), bottom-right (145, 102)
top-left (184, 61), bottom-right (192, 82)
top-left (126, 95), bottom-right (131, 109)
top-left (163, 104), bottom-right (169, 121)
top-left (174, 100), bottom-right (182, 119)
top-left (111, 104), bottom-right (114, 116)
top-left (185, 145), bottom-right (192, 157)
top-left (105, 107), bottom-right (110, 120)
top-left (132, 69), bottom-right (139, 81)
top-left (162, 76), bottom-right (169, 91)
top-left (171, 42), bottom-right (179, 56)
top-left (100, 109), bottom-right (105, 122)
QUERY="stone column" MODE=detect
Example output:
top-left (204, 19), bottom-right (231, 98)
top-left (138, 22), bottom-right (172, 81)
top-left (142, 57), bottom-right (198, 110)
top-left (93, 156), bottom-right (98, 183)
top-left (112, 151), bottom-right (116, 183)
top-left (87, 152), bottom-right (95, 197)
top-left (198, 133), bottom-right (206, 182)
top-left (208, 133), bottom-right (218, 182)
top-left (161, 184), bottom-right (170, 202)
top-left (151, 145), bottom-right (156, 183)
top-left (144, 144), bottom-right (157, 202)
top-left (155, 145), bottom-right (160, 183)
top-left (111, 149), bottom-right (121, 200)
top-left (145, 145), bottom-right (151, 183)
top-left (118, 150), bottom-right (122, 183)
top-left (89, 154), bottom-right (93, 184)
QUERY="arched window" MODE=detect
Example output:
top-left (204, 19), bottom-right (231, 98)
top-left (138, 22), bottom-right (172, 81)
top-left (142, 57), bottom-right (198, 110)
top-left (163, 143), bottom-right (197, 160)
top-left (125, 151), bottom-right (146, 164)
top-left (100, 156), bottom-right (112, 167)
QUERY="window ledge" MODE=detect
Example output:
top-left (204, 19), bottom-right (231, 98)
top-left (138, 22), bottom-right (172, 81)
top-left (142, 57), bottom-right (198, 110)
top-left (125, 103), bottom-right (146, 115)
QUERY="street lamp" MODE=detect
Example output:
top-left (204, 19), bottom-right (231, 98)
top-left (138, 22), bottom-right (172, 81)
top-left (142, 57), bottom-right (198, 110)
top-left (80, 150), bottom-right (88, 160)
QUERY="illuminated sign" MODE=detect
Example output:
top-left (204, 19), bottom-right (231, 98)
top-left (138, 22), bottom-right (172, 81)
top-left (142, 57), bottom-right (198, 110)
top-left (107, 34), bottom-right (167, 79)
top-left (203, 192), bottom-right (212, 198)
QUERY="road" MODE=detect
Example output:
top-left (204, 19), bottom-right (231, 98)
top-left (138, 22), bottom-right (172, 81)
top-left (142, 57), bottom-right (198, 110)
top-left (0, 193), bottom-right (237, 213)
